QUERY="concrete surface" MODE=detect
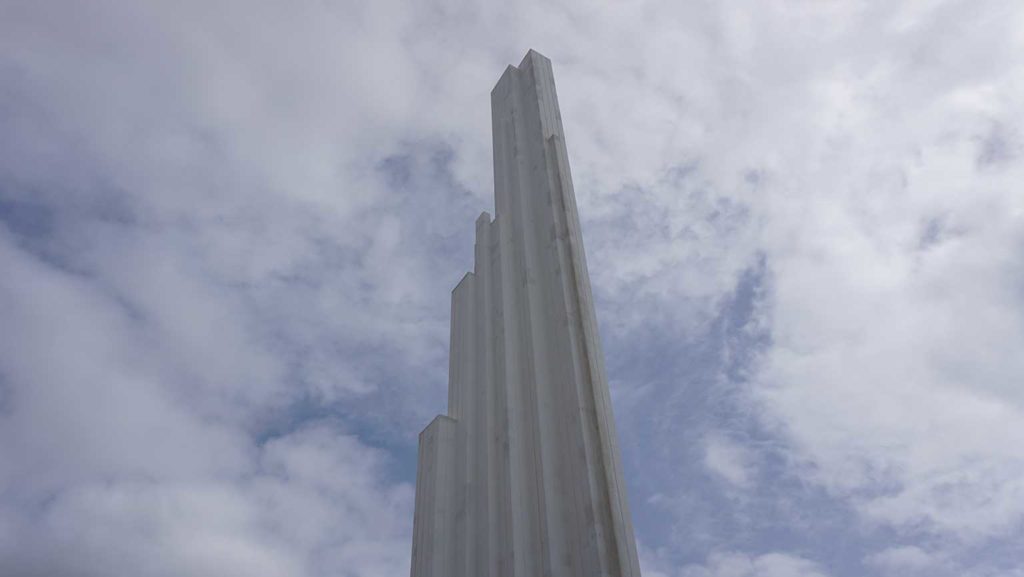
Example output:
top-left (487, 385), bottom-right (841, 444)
top-left (410, 50), bottom-right (642, 577)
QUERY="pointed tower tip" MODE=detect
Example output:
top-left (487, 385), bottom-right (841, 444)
top-left (492, 51), bottom-right (552, 94)
top-left (491, 64), bottom-right (518, 95)
top-left (452, 271), bottom-right (475, 293)
top-left (520, 49), bottom-right (550, 68)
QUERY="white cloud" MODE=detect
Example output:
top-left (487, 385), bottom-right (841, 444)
top-left (704, 433), bottom-right (756, 489)
top-left (680, 551), bottom-right (831, 577)
top-left (0, 229), bottom-right (413, 576)
top-left (864, 546), bottom-right (942, 574)
top-left (0, 425), bottom-right (413, 577)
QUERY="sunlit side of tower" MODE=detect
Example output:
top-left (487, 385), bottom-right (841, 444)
top-left (410, 50), bottom-right (641, 577)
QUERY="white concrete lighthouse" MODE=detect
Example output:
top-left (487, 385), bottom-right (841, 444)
top-left (411, 50), bottom-right (642, 577)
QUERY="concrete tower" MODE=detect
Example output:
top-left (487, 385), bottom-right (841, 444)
top-left (411, 50), bottom-right (641, 577)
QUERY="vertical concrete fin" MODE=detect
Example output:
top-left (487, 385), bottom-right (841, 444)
top-left (411, 416), bottom-right (458, 577)
top-left (470, 212), bottom-right (493, 577)
top-left (517, 50), bottom-right (571, 576)
top-left (535, 55), bottom-right (643, 576)
top-left (488, 216), bottom-right (515, 577)
top-left (492, 63), bottom-right (546, 577)
top-left (448, 273), bottom-right (475, 421)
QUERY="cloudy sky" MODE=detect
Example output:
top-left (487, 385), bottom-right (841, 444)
top-left (2, 1), bottom-right (1023, 576)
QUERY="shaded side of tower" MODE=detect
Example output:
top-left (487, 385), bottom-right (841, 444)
top-left (410, 50), bottom-right (641, 577)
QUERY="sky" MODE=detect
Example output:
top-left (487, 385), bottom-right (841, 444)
top-left (1, 1), bottom-right (1023, 576)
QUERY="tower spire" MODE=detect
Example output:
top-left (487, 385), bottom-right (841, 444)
top-left (411, 50), bottom-right (642, 577)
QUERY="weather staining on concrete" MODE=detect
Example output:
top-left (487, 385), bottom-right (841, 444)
top-left (409, 50), bottom-right (642, 577)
